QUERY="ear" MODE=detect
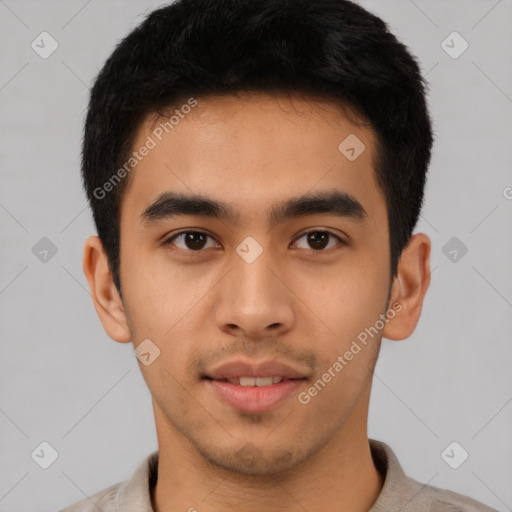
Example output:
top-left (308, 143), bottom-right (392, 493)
top-left (82, 235), bottom-right (132, 343)
top-left (382, 233), bottom-right (431, 341)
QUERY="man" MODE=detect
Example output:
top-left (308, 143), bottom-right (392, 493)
top-left (62, 0), bottom-right (497, 510)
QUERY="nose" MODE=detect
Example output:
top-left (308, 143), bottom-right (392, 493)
top-left (214, 248), bottom-right (295, 339)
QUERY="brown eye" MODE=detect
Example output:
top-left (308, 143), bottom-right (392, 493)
top-left (164, 231), bottom-right (219, 251)
top-left (293, 231), bottom-right (344, 252)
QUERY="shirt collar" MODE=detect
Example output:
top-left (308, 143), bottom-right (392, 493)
top-left (115, 449), bottom-right (158, 511)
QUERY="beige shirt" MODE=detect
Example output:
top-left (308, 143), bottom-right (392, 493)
top-left (60, 439), bottom-right (498, 511)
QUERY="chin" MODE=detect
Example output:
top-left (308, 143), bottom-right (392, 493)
top-left (196, 439), bottom-right (310, 476)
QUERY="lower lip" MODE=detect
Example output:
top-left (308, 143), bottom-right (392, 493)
top-left (205, 379), bottom-right (305, 413)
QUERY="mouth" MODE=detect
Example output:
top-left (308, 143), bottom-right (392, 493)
top-left (202, 359), bottom-right (310, 413)
top-left (205, 376), bottom-right (304, 386)
top-left (204, 374), bottom-right (307, 413)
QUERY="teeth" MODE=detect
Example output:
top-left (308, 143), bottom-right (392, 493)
top-left (228, 376), bottom-right (285, 387)
top-left (255, 377), bottom-right (273, 387)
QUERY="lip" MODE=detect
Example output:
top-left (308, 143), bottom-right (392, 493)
top-left (204, 359), bottom-right (309, 380)
top-left (203, 359), bottom-right (309, 413)
top-left (205, 378), bottom-right (306, 413)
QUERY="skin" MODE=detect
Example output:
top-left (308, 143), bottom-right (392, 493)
top-left (83, 92), bottom-right (431, 512)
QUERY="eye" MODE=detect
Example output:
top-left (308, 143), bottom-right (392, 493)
top-left (162, 231), bottom-right (220, 252)
top-left (292, 230), bottom-right (345, 252)
top-left (162, 229), bottom-right (345, 254)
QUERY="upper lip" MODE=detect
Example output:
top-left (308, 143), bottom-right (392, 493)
top-left (205, 359), bottom-right (309, 380)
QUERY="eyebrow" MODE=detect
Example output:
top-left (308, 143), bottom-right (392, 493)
top-left (140, 190), bottom-right (368, 227)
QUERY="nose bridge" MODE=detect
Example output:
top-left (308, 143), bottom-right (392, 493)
top-left (214, 239), bottom-right (294, 335)
top-left (231, 240), bottom-right (281, 307)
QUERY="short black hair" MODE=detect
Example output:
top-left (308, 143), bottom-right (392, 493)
top-left (82, 0), bottom-right (434, 297)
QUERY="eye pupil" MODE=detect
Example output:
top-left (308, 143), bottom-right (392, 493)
top-left (308, 232), bottom-right (329, 250)
top-left (185, 232), bottom-right (207, 250)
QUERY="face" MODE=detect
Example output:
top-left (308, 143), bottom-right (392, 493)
top-left (116, 93), bottom-right (393, 475)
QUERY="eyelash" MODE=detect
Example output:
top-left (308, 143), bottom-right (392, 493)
top-left (161, 230), bottom-right (346, 254)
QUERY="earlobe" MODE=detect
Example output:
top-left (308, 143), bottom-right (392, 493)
top-left (82, 235), bottom-right (132, 343)
top-left (382, 233), bottom-right (431, 341)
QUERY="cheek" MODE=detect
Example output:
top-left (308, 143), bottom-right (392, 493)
top-left (121, 251), bottom-right (207, 364)
top-left (297, 257), bottom-right (388, 343)
top-left (121, 247), bottom-right (192, 329)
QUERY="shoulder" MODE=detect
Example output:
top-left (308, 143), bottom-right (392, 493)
top-left (404, 476), bottom-right (499, 512)
top-left (58, 450), bottom-right (158, 512)
top-left (58, 483), bottom-right (121, 512)
top-left (369, 439), bottom-right (498, 512)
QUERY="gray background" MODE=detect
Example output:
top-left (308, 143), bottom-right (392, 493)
top-left (1, 0), bottom-right (511, 510)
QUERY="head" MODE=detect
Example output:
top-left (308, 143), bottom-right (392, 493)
top-left (82, 0), bottom-right (433, 475)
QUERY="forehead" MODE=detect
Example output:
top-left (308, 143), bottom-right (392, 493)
top-left (120, 93), bottom-right (384, 227)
